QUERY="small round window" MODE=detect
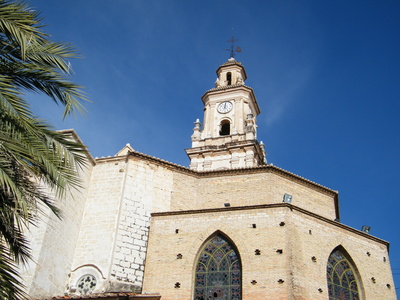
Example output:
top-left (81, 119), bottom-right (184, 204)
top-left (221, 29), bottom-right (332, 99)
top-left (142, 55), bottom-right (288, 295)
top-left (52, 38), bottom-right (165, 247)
top-left (76, 274), bottom-right (97, 295)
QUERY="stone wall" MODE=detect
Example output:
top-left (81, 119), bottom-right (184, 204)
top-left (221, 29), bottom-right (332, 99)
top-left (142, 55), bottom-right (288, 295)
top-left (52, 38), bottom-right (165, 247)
top-left (108, 155), bottom-right (174, 292)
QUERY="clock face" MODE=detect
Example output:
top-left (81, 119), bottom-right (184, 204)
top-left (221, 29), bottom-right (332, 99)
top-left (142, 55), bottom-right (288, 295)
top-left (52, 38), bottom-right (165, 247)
top-left (217, 101), bottom-right (233, 113)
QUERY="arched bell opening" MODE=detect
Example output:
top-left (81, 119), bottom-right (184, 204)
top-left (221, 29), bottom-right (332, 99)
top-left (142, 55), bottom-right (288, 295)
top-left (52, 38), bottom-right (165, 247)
top-left (226, 72), bottom-right (232, 85)
top-left (219, 120), bottom-right (230, 136)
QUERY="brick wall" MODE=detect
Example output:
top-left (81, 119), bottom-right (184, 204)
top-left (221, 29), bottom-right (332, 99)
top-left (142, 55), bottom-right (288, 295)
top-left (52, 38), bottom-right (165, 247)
top-left (108, 156), bottom-right (174, 291)
top-left (170, 168), bottom-right (338, 220)
top-left (142, 206), bottom-right (395, 300)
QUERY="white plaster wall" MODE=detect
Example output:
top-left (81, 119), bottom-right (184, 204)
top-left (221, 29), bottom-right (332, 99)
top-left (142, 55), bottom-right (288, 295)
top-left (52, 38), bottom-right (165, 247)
top-left (22, 158), bottom-right (94, 297)
top-left (70, 158), bottom-right (126, 282)
top-left (69, 155), bottom-right (175, 293)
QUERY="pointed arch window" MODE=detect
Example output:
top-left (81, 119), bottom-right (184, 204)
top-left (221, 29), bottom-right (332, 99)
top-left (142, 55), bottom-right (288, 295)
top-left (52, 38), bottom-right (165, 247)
top-left (194, 234), bottom-right (241, 300)
top-left (327, 247), bottom-right (361, 300)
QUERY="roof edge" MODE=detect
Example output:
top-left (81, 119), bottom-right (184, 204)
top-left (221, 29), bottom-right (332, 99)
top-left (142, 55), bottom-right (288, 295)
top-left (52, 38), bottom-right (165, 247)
top-left (151, 203), bottom-right (388, 248)
top-left (95, 150), bottom-right (338, 197)
top-left (58, 129), bottom-right (96, 166)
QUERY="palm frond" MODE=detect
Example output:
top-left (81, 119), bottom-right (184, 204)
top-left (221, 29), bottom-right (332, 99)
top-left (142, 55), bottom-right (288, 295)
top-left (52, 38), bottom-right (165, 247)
top-left (0, 1), bottom-right (88, 118)
top-left (0, 0), bottom-right (45, 60)
top-left (0, 243), bottom-right (27, 299)
top-left (0, 2), bottom-right (89, 298)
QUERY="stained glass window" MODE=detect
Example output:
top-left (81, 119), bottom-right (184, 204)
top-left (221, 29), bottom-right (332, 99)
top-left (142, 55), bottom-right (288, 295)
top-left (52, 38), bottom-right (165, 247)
top-left (194, 234), bottom-right (241, 300)
top-left (327, 248), bottom-right (360, 300)
top-left (76, 274), bottom-right (97, 295)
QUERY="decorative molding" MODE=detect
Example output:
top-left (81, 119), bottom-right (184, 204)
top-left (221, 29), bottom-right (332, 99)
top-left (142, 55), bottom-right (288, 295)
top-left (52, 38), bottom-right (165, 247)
top-left (94, 149), bottom-right (340, 220)
top-left (70, 264), bottom-right (106, 280)
top-left (151, 203), bottom-right (389, 248)
top-left (95, 149), bottom-right (338, 196)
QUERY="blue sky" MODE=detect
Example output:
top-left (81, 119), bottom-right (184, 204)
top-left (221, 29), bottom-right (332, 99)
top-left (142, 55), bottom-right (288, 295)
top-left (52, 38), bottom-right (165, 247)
top-left (28, 0), bottom-right (400, 294)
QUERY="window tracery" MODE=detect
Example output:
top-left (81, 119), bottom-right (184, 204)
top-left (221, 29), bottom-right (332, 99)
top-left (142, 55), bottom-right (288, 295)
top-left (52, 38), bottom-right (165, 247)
top-left (194, 234), bottom-right (241, 300)
top-left (327, 248), bottom-right (361, 300)
top-left (76, 274), bottom-right (97, 295)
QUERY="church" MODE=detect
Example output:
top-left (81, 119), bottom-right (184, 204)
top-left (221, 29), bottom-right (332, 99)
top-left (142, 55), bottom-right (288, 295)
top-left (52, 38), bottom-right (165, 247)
top-left (23, 58), bottom-right (396, 299)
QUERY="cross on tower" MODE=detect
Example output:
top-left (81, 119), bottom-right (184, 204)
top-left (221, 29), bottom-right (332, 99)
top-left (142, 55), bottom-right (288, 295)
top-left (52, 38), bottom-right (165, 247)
top-left (225, 36), bottom-right (242, 59)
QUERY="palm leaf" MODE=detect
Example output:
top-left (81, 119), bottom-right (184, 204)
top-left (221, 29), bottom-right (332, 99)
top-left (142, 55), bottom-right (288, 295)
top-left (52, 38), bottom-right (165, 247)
top-left (0, 1), bottom-right (89, 298)
top-left (0, 243), bottom-right (27, 299)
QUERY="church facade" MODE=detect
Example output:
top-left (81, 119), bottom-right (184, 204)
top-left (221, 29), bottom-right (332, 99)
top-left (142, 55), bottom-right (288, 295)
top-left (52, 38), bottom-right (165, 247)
top-left (23, 59), bottom-right (396, 299)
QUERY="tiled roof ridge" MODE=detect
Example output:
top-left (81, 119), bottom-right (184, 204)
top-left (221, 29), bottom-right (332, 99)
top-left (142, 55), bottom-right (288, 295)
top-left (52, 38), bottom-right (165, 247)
top-left (96, 150), bottom-right (337, 196)
top-left (221, 60), bottom-right (243, 67)
top-left (205, 83), bottom-right (252, 93)
top-left (95, 149), bottom-right (190, 171)
top-left (196, 163), bottom-right (337, 195)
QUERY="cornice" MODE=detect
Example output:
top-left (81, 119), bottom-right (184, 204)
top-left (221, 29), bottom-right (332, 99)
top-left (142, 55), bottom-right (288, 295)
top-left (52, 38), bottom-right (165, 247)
top-left (151, 203), bottom-right (388, 249)
top-left (202, 84), bottom-right (254, 97)
top-left (220, 60), bottom-right (244, 67)
top-left (95, 150), bottom-right (338, 197)
top-left (95, 150), bottom-right (192, 174)
top-left (185, 138), bottom-right (260, 154)
top-left (205, 83), bottom-right (249, 92)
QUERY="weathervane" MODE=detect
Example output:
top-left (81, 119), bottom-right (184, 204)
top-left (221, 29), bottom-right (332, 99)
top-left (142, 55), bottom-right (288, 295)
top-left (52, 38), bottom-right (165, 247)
top-left (225, 35), bottom-right (242, 59)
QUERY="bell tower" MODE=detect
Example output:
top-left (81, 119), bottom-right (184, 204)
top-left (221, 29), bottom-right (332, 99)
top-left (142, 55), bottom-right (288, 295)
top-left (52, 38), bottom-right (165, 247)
top-left (185, 58), bottom-right (267, 171)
